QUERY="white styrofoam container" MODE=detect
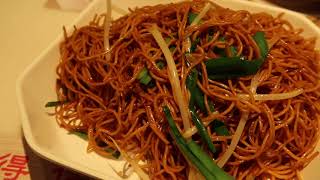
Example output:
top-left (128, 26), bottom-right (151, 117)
top-left (16, 0), bottom-right (320, 179)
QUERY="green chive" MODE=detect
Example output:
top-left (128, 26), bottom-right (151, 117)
top-left (45, 101), bottom-right (66, 107)
top-left (105, 148), bottom-right (121, 159)
top-left (156, 61), bottom-right (165, 69)
top-left (188, 12), bottom-right (198, 25)
top-left (213, 120), bottom-right (230, 136)
top-left (190, 108), bottom-right (217, 154)
top-left (205, 56), bottom-right (263, 80)
top-left (230, 46), bottom-right (237, 57)
top-left (137, 67), bottom-right (148, 79)
top-left (188, 12), bottom-right (204, 25)
top-left (71, 131), bottom-right (88, 141)
top-left (207, 29), bottom-right (215, 42)
top-left (71, 131), bottom-right (120, 159)
top-left (187, 141), bottom-right (233, 180)
top-left (190, 38), bottom-right (200, 53)
top-left (140, 75), bottom-right (152, 85)
top-left (137, 67), bottom-right (153, 85)
top-left (253, 31), bottom-right (268, 58)
top-left (209, 100), bottom-right (215, 113)
top-left (165, 37), bottom-right (171, 44)
top-left (163, 106), bottom-right (217, 180)
top-left (169, 45), bottom-right (176, 52)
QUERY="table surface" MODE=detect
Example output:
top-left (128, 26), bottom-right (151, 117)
top-left (0, 0), bottom-right (319, 180)
top-left (0, 0), bottom-right (79, 179)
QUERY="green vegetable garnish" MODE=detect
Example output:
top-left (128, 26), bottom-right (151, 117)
top-left (45, 101), bottom-right (66, 107)
top-left (105, 147), bottom-right (121, 159)
top-left (186, 141), bottom-right (233, 180)
top-left (186, 69), bottom-right (207, 113)
top-left (207, 29), bottom-right (215, 42)
top-left (190, 38), bottom-right (200, 53)
top-left (208, 101), bottom-right (215, 113)
top-left (206, 32), bottom-right (268, 80)
top-left (71, 131), bottom-right (120, 158)
top-left (186, 69), bottom-right (216, 153)
top-left (165, 37), bottom-right (171, 44)
top-left (163, 106), bottom-right (233, 180)
top-left (188, 12), bottom-right (198, 25)
top-left (137, 67), bottom-right (148, 79)
top-left (164, 36), bottom-right (176, 52)
top-left (140, 75), bottom-right (152, 85)
top-left (230, 46), bottom-right (238, 57)
top-left (137, 67), bottom-right (152, 85)
top-left (213, 37), bottom-right (237, 57)
top-left (169, 46), bottom-right (176, 52)
top-left (156, 61), bottom-right (165, 69)
top-left (137, 61), bottom-right (166, 86)
top-left (190, 108), bottom-right (216, 153)
top-left (205, 56), bottom-right (264, 79)
top-left (253, 31), bottom-right (268, 58)
top-left (71, 131), bottom-right (88, 141)
top-left (212, 120), bottom-right (230, 136)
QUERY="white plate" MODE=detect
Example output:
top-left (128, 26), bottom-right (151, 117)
top-left (16, 0), bottom-right (320, 179)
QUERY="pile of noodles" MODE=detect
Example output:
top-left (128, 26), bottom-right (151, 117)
top-left (53, 0), bottom-right (320, 179)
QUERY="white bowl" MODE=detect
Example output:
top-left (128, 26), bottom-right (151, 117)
top-left (16, 0), bottom-right (320, 179)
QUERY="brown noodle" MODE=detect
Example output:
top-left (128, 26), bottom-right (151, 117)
top-left (53, 0), bottom-right (320, 179)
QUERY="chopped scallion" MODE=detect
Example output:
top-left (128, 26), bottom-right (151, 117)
top-left (213, 120), bottom-right (230, 136)
top-left (140, 75), bottom-right (152, 85)
top-left (71, 131), bottom-right (88, 141)
top-left (45, 101), bottom-right (66, 107)
top-left (137, 67), bottom-right (148, 79)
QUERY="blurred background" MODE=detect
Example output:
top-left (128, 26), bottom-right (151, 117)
top-left (269, 0), bottom-right (320, 15)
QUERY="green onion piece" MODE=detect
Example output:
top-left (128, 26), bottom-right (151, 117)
top-left (164, 36), bottom-right (176, 52)
top-left (213, 47), bottom-right (226, 57)
top-left (45, 101), bottom-right (66, 107)
top-left (206, 32), bottom-right (268, 80)
top-left (105, 148), bottom-right (121, 159)
top-left (219, 37), bottom-right (225, 42)
top-left (163, 106), bottom-right (217, 180)
top-left (71, 131), bottom-right (120, 159)
top-left (207, 29), bottom-right (215, 42)
top-left (140, 75), bottom-right (152, 85)
top-left (230, 46), bottom-right (237, 57)
top-left (253, 31), bottom-right (268, 58)
top-left (213, 37), bottom-right (237, 57)
top-left (137, 67), bottom-right (148, 79)
top-left (138, 61), bottom-right (165, 86)
top-left (213, 120), bottom-right (230, 136)
top-left (165, 37), bottom-right (171, 44)
top-left (190, 109), bottom-right (216, 154)
top-left (164, 106), bottom-right (233, 180)
top-left (205, 56), bottom-right (263, 80)
top-left (188, 12), bottom-right (204, 25)
top-left (186, 69), bottom-right (198, 107)
top-left (112, 151), bottom-right (121, 159)
top-left (186, 69), bottom-right (207, 113)
top-left (137, 67), bottom-right (153, 85)
top-left (212, 37), bottom-right (226, 56)
top-left (169, 45), bottom-right (176, 52)
top-left (190, 38), bottom-right (200, 53)
top-left (71, 131), bottom-right (88, 141)
top-left (188, 12), bottom-right (198, 25)
top-left (209, 101), bottom-right (215, 113)
top-left (185, 69), bottom-right (217, 157)
top-left (187, 141), bottom-right (233, 180)
top-left (194, 87), bottom-right (206, 112)
top-left (156, 61), bottom-right (165, 69)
